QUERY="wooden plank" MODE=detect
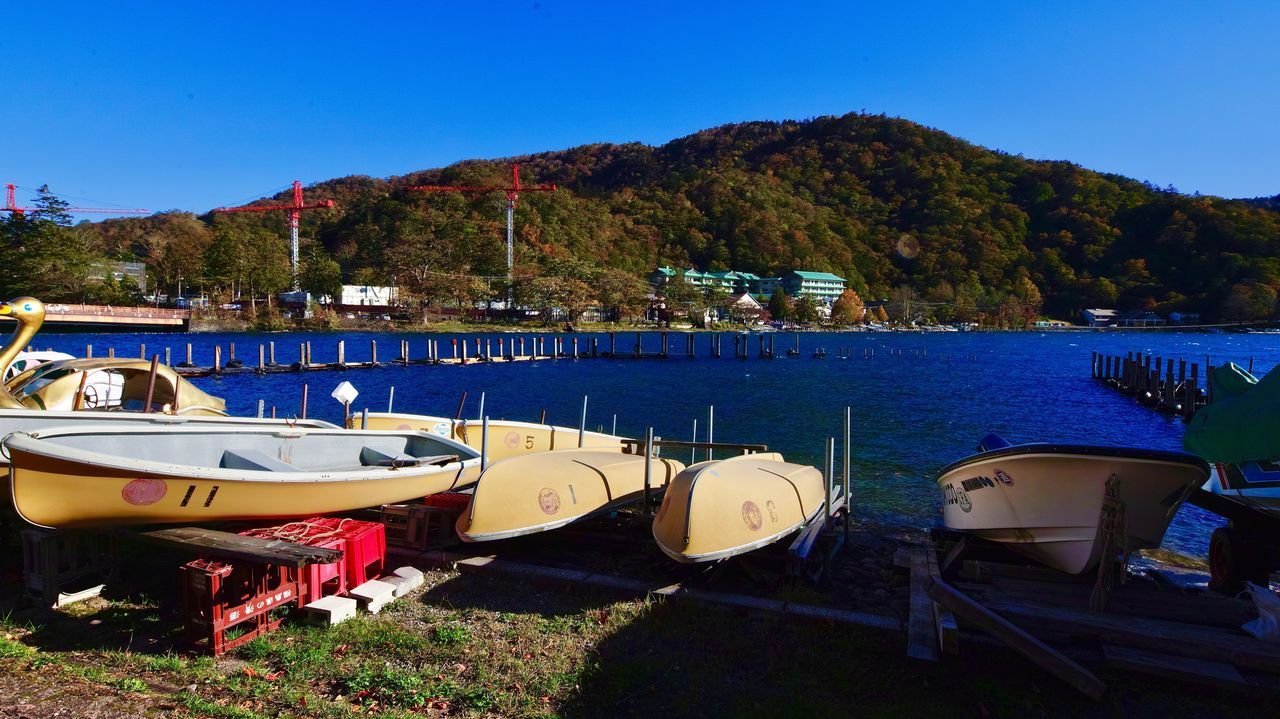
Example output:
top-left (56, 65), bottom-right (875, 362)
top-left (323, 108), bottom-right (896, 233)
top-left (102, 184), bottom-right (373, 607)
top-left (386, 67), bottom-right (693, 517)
top-left (1102, 644), bottom-right (1247, 689)
top-left (136, 527), bottom-right (343, 568)
top-left (925, 575), bottom-right (1107, 700)
top-left (925, 544), bottom-right (960, 655)
top-left (892, 546), bottom-right (911, 570)
top-left (982, 596), bottom-right (1280, 673)
top-left (908, 548), bottom-right (940, 662)
top-left (938, 535), bottom-right (967, 579)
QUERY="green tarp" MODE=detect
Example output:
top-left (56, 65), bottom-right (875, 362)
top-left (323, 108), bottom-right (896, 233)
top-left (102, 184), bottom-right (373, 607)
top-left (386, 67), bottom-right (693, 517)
top-left (1182, 362), bottom-right (1280, 463)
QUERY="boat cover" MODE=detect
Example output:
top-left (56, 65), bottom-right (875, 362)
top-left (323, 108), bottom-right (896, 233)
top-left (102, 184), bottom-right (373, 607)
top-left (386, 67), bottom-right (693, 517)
top-left (1182, 362), bottom-right (1280, 463)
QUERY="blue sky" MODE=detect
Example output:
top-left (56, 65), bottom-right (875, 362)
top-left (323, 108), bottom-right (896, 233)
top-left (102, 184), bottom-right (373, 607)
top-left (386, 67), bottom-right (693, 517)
top-left (2, 1), bottom-right (1276, 218)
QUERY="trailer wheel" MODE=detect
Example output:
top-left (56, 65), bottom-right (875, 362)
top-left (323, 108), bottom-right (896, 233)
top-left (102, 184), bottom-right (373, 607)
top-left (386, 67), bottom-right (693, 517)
top-left (1209, 526), bottom-right (1272, 594)
top-left (1209, 527), bottom-right (1247, 594)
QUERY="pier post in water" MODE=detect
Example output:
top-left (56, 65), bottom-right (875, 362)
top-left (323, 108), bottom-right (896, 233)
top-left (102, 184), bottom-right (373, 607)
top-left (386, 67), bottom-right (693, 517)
top-left (371, 340), bottom-right (377, 365)
top-left (258, 344), bottom-right (265, 371)
top-left (108, 347), bottom-right (115, 359)
top-left (337, 340), bottom-right (345, 367)
top-left (164, 347), bottom-right (171, 367)
top-left (140, 343), bottom-right (146, 360)
top-left (610, 332), bottom-right (616, 356)
top-left (213, 345), bottom-right (221, 373)
top-left (85, 344), bottom-right (92, 359)
top-left (269, 341), bottom-right (276, 366)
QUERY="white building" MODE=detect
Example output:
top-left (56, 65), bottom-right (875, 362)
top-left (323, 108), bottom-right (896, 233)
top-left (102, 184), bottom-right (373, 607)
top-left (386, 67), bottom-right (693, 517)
top-left (336, 285), bottom-right (399, 308)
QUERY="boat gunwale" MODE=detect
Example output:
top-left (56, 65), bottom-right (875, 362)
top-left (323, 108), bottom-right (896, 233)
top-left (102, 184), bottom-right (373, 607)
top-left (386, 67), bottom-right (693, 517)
top-left (936, 444), bottom-right (1209, 480)
top-left (362, 412), bottom-right (628, 441)
top-left (3, 425), bottom-right (479, 484)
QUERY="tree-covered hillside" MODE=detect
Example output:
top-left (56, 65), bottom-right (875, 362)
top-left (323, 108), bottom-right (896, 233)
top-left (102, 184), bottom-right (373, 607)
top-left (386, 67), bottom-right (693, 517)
top-left (17, 112), bottom-right (1280, 322)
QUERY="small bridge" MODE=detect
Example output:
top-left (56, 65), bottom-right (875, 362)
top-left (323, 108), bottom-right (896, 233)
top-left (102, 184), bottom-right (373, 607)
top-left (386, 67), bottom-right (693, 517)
top-left (2, 304), bottom-right (191, 333)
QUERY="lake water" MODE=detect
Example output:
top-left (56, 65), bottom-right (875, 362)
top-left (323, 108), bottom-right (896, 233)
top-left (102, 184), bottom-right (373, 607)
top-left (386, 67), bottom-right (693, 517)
top-left (28, 328), bottom-right (1280, 559)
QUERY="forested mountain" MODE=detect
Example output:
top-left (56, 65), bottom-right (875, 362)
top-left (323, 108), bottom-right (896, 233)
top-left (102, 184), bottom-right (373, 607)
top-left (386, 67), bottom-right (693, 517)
top-left (15, 112), bottom-right (1280, 322)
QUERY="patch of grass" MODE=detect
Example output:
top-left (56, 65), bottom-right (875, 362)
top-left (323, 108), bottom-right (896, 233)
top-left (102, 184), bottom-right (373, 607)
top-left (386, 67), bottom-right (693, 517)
top-left (0, 635), bottom-right (34, 658)
top-left (430, 622), bottom-right (470, 647)
top-left (178, 692), bottom-right (273, 719)
top-left (340, 665), bottom-right (428, 709)
top-left (110, 676), bottom-right (148, 693)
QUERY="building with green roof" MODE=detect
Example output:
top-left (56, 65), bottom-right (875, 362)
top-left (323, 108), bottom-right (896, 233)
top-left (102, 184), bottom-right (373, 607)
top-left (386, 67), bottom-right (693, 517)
top-left (781, 270), bottom-right (846, 303)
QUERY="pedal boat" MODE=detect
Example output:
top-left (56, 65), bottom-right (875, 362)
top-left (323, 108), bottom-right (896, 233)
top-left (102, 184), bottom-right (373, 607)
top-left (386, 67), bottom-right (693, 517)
top-left (4, 425), bottom-right (480, 528)
top-left (652, 453), bottom-right (828, 563)
top-left (936, 436), bottom-right (1209, 575)
top-left (355, 412), bottom-right (627, 463)
top-left (457, 448), bottom-right (684, 542)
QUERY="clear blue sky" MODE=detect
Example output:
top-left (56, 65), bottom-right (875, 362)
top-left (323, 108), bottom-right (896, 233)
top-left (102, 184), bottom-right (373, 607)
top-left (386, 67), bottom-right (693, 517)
top-left (3, 1), bottom-right (1277, 219)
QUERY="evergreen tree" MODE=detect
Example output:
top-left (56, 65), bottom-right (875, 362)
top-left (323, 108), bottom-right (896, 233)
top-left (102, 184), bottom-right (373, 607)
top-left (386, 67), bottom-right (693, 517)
top-left (767, 288), bottom-right (791, 321)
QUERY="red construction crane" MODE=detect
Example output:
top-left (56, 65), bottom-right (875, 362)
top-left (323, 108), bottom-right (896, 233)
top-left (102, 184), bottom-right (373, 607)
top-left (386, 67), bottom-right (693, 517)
top-left (212, 180), bottom-right (335, 290)
top-left (2, 183), bottom-right (148, 216)
top-left (406, 163), bottom-right (557, 303)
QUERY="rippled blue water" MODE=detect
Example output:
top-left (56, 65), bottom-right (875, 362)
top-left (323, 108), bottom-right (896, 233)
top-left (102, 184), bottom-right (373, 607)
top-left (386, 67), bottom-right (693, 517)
top-left (30, 328), bottom-right (1280, 558)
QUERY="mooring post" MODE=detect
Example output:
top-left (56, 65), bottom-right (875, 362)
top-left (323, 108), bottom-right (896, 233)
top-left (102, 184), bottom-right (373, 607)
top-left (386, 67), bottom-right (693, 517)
top-left (635, 331), bottom-right (641, 358)
top-left (610, 332), bottom-right (616, 356)
top-left (164, 347), bottom-right (171, 367)
top-left (371, 340), bottom-right (377, 365)
top-left (1179, 358), bottom-right (1186, 383)
top-left (361, 407), bottom-right (369, 430)
top-left (1091, 351), bottom-right (1098, 379)
top-left (461, 340), bottom-right (468, 364)
top-left (85, 344), bottom-right (93, 359)
top-left (306, 341), bottom-right (313, 366)
top-left (269, 341), bottom-right (276, 366)
top-left (611, 414), bottom-right (617, 435)
top-left (661, 331), bottom-right (668, 358)
top-left (229, 343), bottom-right (236, 364)
top-left (452, 338), bottom-right (458, 361)
top-left (258, 344), bottom-right (265, 371)
top-left (578, 395), bottom-right (588, 448)
top-left (140, 343), bottom-right (146, 360)
top-left (573, 337), bottom-right (579, 358)
top-left (107, 346), bottom-right (115, 359)
top-left (337, 340), bottom-right (345, 367)
top-left (257, 399), bottom-right (265, 418)
top-left (301, 384), bottom-right (308, 419)
top-left (387, 386), bottom-right (395, 413)
top-left (213, 345), bottom-right (221, 373)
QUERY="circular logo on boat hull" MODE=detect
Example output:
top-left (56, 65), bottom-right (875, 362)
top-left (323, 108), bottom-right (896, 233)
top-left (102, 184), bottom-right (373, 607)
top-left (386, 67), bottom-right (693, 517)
top-left (742, 501), bottom-right (763, 531)
top-left (122, 479), bottom-right (167, 506)
top-left (957, 491), bottom-right (972, 513)
top-left (504, 431), bottom-right (520, 449)
top-left (538, 488), bottom-right (561, 515)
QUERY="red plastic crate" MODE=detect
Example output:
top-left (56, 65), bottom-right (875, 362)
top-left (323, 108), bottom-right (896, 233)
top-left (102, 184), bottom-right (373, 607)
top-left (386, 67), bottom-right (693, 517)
top-left (424, 492), bottom-right (471, 512)
top-left (241, 517), bottom-right (385, 594)
top-left (180, 557), bottom-right (302, 656)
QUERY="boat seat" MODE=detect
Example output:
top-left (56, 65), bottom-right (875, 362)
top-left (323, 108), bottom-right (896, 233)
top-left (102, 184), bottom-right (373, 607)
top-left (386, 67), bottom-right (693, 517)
top-left (220, 449), bottom-right (301, 472)
top-left (359, 446), bottom-right (459, 468)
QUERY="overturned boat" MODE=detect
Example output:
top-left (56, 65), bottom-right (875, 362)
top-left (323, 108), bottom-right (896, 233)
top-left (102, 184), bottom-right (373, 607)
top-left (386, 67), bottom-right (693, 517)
top-left (457, 448), bottom-right (684, 542)
top-left (937, 435), bottom-right (1209, 575)
top-left (356, 412), bottom-right (627, 463)
top-left (652, 453), bottom-right (828, 563)
top-left (4, 425), bottom-right (480, 528)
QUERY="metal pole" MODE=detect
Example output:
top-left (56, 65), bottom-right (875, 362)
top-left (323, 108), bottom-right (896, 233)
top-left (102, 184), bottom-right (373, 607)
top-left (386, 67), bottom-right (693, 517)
top-left (691, 418), bottom-right (698, 464)
top-left (257, 399), bottom-right (265, 418)
top-left (612, 414), bottom-right (617, 436)
top-left (643, 426), bottom-right (654, 516)
top-left (478, 392), bottom-right (485, 423)
top-left (844, 406), bottom-right (851, 542)
top-left (388, 386), bottom-right (395, 413)
top-left (481, 415), bottom-right (490, 471)
top-left (361, 407), bottom-right (369, 430)
top-left (707, 405), bottom-right (714, 462)
top-left (578, 395), bottom-right (588, 448)
top-left (824, 437), bottom-right (834, 529)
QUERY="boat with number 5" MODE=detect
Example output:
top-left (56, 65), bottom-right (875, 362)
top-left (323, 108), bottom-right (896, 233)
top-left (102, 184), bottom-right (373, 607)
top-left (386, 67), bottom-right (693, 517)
top-left (4, 425), bottom-right (480, 528)
top-left (354, 412), bottom-right (627, 463)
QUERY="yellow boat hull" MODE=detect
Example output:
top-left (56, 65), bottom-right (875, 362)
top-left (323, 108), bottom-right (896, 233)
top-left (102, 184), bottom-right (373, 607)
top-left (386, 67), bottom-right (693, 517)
top-left (357, 413), bottom-right (626, 463)
top-left (458, 449), bottom-right (684, 541)
top-left (652, 453), bottom-right (827, 563)
top-left (8, 449), bottom-right (473, 528)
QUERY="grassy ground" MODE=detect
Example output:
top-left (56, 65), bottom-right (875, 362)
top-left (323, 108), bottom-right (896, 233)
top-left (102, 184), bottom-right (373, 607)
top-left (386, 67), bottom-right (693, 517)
top-left (3, 561), bottom-right (1279, 719)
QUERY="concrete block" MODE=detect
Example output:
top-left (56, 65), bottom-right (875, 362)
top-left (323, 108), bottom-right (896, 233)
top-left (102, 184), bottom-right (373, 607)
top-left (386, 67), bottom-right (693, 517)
top-left (392, 565), bottom-right (425, 583)
top-left (349, 579), bottom-right (397, 613)
top-left (386, 567), bottom-right (424, 596)
top-left (303, 595), bottom-right (358, 626)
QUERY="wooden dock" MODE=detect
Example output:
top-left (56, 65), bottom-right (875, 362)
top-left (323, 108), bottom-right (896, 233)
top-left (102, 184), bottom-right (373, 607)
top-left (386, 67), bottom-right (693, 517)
top-left (1090, 350), bottom-right (1215, 421)
top-left (900, 535), bottom-right (1280, 698)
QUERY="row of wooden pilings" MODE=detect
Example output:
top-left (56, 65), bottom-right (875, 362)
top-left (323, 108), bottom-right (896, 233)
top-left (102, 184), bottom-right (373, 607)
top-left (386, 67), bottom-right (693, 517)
top-left (69, 332), bottom-right (853, 376)
top-left (1090, 350), bottom-right (1224, 421)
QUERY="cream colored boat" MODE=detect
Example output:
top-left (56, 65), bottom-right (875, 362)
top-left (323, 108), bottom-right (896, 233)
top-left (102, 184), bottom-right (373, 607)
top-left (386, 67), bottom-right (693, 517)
top-left (4, 425), bottom-right (480, 528)
top-left (356, 412), bottom-right (626, 462)
top-left (457, 448), bottom-right (684, 542)
top-left (653, 453), bottom-right (828, 563)
top-left (0, 409), bottom-right (336, 467)
top-left (1, 297), bottom-right (226, 415)
top-left (937, 437), bottom-right (1209, 574)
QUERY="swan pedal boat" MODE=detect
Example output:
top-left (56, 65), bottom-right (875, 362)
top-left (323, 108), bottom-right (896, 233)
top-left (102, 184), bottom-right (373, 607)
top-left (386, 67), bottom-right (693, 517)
top-left (355, 412), bottom-right (627, 463)
top-left (4, 425), bottom-right (480, 528)
top-left (457, 448), bottom-right (684, 542)
top-left (652, 453), bottom-right (829, 563)
top-left (936, 436), bottom-right (1209, 575)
